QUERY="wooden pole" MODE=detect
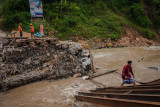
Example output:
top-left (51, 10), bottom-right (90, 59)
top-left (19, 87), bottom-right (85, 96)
top-left (88, 47), bottom-right (95, 73)
top-left (91, 69), bottom-right (118, 79)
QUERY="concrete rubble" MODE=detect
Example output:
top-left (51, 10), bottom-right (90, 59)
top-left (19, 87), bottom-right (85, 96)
top-left (0, 40), bottom-right (91, 91)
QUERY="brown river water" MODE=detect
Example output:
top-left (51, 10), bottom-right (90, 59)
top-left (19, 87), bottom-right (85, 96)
top-left (0, 46), bottom-right (160, 107)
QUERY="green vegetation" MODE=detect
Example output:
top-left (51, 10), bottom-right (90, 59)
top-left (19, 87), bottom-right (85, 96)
top-left (0, 0), bottom-right (160, 40)
top-left (0, 6), bottom-right (2, 17)
top-left (144, 0), bottom-right (160, 28)
top-left (0, 0), bottom-right (6, 5)
top-left (1, 0), bottom-right (30, 31)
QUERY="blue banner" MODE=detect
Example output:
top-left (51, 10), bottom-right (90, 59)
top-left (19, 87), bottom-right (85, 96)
top-left (29, 0), bottom-right (43, 17)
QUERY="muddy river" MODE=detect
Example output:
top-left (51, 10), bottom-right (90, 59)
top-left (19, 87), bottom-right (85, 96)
top-left (0, 46), bottom-right (160, 107)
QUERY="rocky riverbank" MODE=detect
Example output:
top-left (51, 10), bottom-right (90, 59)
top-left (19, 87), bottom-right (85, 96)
top-left (77, 27), bottom-right (160, 49)
top-left (0, 40), bottom-right (91, 91)
top-left (0, 27), bottom-right (160, 90)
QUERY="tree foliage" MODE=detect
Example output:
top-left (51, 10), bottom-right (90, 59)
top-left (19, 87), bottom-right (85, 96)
top-left (1, 0), bottom-right (159, 39)
top-left (1, 0), bottom-right (30, 30)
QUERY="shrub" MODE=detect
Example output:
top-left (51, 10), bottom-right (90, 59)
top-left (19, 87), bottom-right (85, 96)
top-left (2, 11), bottom-right (30, 31)
top-left (62, 16), bottom-right (80, 27)
top-left (145, 29), bottom-right (155, 39)
top-left (1, 0), bottom-right (30, 30)
top-left (79, 14), bottom-right (88, 23)
top-left (109, 32), bottom-right (119, 40)
top-left (128, 3), bottom-right (152, 28)
top-left (69, 2), bottom-right (80, 11)
top-left (93, 18), bottom-right (101, 26)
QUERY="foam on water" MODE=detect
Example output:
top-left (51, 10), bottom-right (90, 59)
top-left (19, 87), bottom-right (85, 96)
top-left (140, 46), bottom-right (160, 50)
top-left (29, 79), bottom-right (97, 107)
top-left (60, 80), bottom-right (97, 106)
top-left (94, 53), bottom-right (112, 58)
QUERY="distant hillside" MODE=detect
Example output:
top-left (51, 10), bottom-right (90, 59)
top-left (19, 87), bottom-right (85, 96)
top-left (0, 0), bottom-right (160, 40)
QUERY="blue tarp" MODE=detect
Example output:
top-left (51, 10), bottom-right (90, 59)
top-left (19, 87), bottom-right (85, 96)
top-left (36, 33), bottom-right (41, 37)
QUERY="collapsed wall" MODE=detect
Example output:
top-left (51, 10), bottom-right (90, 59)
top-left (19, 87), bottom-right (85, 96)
top-left (0, 40), bottom-right (91, 91)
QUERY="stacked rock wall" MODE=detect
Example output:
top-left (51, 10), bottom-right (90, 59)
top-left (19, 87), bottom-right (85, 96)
top-left (0, 41), bottom-right (91, 91)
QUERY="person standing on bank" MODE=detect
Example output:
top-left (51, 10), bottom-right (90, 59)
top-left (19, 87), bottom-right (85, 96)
top-left (120, 61), bottom-right (136, 87)
top-left (18, 23), bottom-right (23, 39)
top-left (30, 23), bottom-right (35, 38)
top-left (40, 24), bottom-right (44, 38)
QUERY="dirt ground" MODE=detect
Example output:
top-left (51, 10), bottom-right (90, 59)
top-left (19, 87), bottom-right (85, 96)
top-left (84, 26), bottom-right (160, 49)
top-left (0, 46), bottom-right (160, 107)
top-left (0, 30), bottom-right (33, 38)
top-left (8, 31), bottom-right (31, 38)
top-left (117, 26), bottom-right (160, 47)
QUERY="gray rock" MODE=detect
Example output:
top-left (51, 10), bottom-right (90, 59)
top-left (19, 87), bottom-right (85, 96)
top-left (34, 60), bottom-right (40, 65)
top-left (23, 58), bottom-right (31, 65)
top-left (62, 44), bottom-right (68, 49)
top-left (42, 62), bottom-right (49, 68)
top-left (82, 57), bottom-right (91, 71)
top-left (47, 53), bottom-right (50, 57)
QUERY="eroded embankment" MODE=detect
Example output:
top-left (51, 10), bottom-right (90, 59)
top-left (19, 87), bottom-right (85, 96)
top-left (0, 40), bottom-right (91, 91)
top-left (80, 26), bottom-right (160, 49)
